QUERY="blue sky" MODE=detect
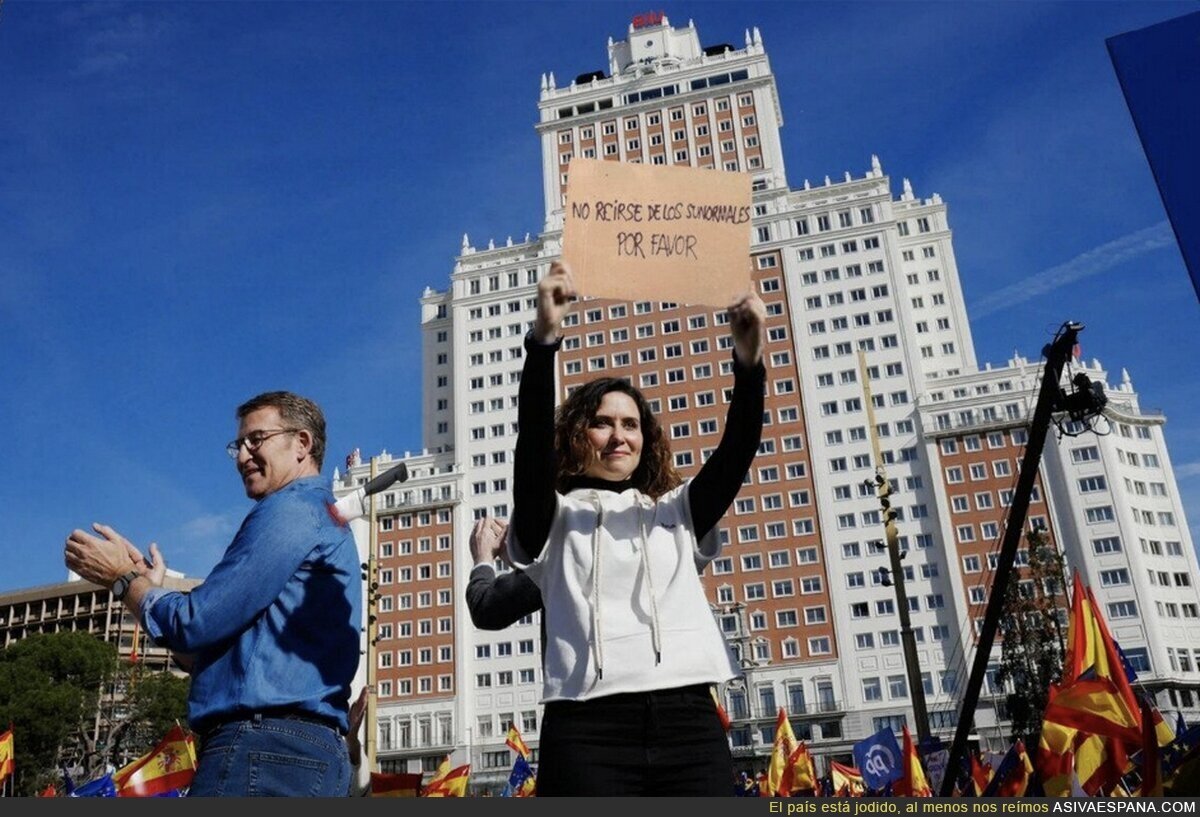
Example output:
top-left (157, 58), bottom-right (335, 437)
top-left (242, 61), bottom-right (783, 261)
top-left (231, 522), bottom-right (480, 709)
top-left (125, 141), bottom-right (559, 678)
top-left (2, 1), bottom-right (1197, 591)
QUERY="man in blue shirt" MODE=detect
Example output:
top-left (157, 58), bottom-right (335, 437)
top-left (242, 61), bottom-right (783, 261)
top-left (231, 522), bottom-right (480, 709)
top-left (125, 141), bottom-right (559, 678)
top-left (65, 391), bottom-right (361, 797)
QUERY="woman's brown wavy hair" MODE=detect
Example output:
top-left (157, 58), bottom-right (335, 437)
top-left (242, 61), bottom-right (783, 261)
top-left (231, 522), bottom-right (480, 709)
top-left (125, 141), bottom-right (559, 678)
top-left (554, 377), bottom-right (681, 499)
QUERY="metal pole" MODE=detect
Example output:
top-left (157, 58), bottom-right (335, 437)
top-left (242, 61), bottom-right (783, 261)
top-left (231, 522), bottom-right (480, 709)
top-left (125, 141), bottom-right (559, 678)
top-left (365, 456), bottom-right (379, 773)
top-left (858, 351), bottom-right (931, 744)
top-left (938, 322), bottom-right (1082, 796)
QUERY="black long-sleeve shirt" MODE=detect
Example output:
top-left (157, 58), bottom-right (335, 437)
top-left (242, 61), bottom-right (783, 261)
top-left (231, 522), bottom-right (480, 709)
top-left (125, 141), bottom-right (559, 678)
top-left (512, 332), bottom-right (766, 561)
top-left (465, 565), bottom-right (543, 630)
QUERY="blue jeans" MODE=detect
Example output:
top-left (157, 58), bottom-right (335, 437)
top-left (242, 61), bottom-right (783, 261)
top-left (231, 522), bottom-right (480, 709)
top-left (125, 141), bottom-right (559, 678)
top-left (189, 714), bottom-right (350, 797)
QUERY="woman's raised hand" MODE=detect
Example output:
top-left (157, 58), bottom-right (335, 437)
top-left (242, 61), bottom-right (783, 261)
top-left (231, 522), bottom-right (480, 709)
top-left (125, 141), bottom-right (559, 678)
top-left (533, 261), bottom-right (576, 344)
top-left (728, 291), bottom-right (766, 368)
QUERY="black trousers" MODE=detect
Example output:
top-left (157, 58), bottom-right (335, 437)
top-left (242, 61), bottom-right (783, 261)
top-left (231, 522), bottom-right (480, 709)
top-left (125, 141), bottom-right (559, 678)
top-left (535, 683), bottom-right (733, 796)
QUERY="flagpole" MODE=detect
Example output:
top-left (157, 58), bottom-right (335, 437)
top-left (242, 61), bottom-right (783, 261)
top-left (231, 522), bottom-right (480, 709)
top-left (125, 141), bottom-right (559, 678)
top-left (365, 455), bottom-right (379, 773)
top-left (858, 350), bottom-right (931, 744)
top-left (939, 322), bottom-right (1087, 795)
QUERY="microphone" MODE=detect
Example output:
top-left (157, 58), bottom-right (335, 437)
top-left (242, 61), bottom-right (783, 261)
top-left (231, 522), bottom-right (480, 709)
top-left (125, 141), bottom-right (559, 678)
top-left (363, 461), bottom-right (409, 496)
top-left (330, 461), bottom-right (409, 524)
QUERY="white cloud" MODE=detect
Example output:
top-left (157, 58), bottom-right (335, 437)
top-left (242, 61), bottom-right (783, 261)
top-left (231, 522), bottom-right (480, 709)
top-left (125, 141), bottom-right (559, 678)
top-left (71, 10), bottom-right (169, 76)
top-left (1173, 462), bottom-right (1200, 479)
top-left (970, 221), bottom-right (1176, 318)
top-left (179, 512), bottom-right (237, 542)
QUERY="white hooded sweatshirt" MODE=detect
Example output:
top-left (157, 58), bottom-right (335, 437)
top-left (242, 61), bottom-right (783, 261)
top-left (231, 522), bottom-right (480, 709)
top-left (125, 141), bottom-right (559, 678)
top-left (509, 481), bottom-right (739, 702)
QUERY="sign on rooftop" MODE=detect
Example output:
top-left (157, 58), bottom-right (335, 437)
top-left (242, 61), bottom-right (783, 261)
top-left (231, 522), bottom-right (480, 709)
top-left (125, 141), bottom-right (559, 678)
top-left (632, 11), bottom-right (665, 29)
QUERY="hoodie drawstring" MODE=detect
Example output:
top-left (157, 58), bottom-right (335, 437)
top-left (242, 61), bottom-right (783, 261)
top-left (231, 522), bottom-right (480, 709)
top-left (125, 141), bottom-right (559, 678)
top-left (591, 500), bottom-right (604, 680)
top-left (589, 493), bottom-right (664, 682)
top-left (636, 500), bottom-right (663, 666)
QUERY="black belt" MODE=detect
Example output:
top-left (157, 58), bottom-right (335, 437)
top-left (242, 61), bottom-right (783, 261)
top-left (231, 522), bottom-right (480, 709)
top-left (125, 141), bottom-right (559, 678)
top-left (197, 708), bottom-right (343, 740)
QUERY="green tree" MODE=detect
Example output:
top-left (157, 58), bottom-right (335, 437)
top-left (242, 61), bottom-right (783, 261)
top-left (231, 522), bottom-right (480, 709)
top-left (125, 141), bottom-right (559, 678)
top-left (71, 661), bottom-right (192, 782)
top-left (0, 631), bottom-right (115, 796)
top-left (994, 528), bottom-right (1069, 743)
top-left (0, 631), bottom-right (190, 795)
top-left (112, 669), bottom-right (191, 762)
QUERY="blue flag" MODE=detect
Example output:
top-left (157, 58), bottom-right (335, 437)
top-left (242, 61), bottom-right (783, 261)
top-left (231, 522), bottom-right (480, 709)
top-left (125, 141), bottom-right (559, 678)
top-left (979, 744), bottom-right (1019, 797)
top-left (852, 727), bottom-right (903, 790)
top-left (71, 773), bottom-right (116, 797)
top-left (1114, 640), bottom-right (1139, 683)
top-left (500, 754), bottom-right (535, 797)
top-left (734, 771), bottom-right (760, 797)
top-left (1165, 723), bottom-right (1200, 774)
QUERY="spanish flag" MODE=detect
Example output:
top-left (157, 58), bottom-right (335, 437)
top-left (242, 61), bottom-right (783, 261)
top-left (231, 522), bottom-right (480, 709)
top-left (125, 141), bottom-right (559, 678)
top-left (710, 686), bottom-right (732, 732)
top-left (765, 708), bottom-right (817, 795)
top-left (1139, 698), bottom-right (1164, 797)
top-left (113, 725), bottom-right (197, 797)
top-left (893, 725), bottom-right (932, 797)
top-left (0, 725), bottom-right (14, 785)
top-left (506, 724), bottom-right (531, 759)
top-left (829, 760), bottom-right (863, 797)
top-left (1037, 572), bottom-right (1142, 796)
top-left (422, 756), bottom-right (469, 797)
top-left (767, 708), bottom-right (798, 796)
top-left (129, 623), bottom-right (141, 665)
top-left (981, 740), bottom-right (1034, 797)
top-left (970, 752), bottom-right (993, 795)
top-left (787, 741), bottom-right (817, 793)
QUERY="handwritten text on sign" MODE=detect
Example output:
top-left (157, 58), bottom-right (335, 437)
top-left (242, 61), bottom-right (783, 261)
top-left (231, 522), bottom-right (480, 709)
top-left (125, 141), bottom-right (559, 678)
top-left (561, 158), bottom-right (753, 307)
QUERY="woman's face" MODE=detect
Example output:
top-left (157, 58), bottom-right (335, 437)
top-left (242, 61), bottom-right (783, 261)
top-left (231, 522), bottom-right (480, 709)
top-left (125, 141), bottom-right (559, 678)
top-left (583, 390), bottom-right (644, 482)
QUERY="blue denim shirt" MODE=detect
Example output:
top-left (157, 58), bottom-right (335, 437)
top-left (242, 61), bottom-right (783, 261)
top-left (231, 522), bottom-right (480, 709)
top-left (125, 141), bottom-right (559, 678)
top-left (140, 476), bottom-right (362, 734)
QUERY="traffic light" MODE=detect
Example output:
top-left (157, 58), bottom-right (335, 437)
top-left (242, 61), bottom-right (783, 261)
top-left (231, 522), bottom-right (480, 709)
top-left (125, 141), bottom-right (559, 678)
top-left (875, 472), bottom-right (898, 524)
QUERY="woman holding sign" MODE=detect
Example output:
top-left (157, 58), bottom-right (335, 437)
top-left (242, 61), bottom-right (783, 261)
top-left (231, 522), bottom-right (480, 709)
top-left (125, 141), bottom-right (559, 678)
top-left (508, 261), bottom-right (766, 796)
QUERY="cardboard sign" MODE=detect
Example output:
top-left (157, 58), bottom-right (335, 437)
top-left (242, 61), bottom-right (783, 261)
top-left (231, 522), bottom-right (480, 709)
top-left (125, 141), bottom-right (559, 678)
top-left (561, 158), bottom-right (753, 307)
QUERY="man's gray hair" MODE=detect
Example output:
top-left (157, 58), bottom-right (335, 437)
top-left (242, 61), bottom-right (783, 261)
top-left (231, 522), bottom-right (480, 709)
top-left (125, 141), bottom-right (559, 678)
top-left (236, 391), bottom-right (327, 470)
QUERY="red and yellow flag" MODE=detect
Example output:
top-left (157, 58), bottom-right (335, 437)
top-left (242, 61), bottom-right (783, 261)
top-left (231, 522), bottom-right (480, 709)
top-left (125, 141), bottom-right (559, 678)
top-left (995, 740), bottom-right (1034, 797)
top-left (765, 709), bottom-right (817, 795)
top-left (1146, 700), bottom-right (1176, 748)
top-left (113, 724), bottom-right (197, 797)
top-left (1037, 572), bottom-right (1144, 796)
top-left (767, 708), bottom-right (797, 795)
top-left (710, 686), bottom-right (732, 732)
top-left (1057, 574), bottom-right (1141, 736)
top-left (894, 725), bottom-right (932, 797)
top-left (829, 760), bottom-right (864, 797)
top-left (505, 724), bottom-right (531, 759)
top-left (0, 726), bottom-right (14, 784)
top-left (1139, 698), bottom-right (1164, 797)
top-left (970, 752), bottom-right (993, 795)
top-left (787, 741), bottom-right (817, 793)
top-left (422, 756), bottom-right (469, 797)
top-left (129, 623), bottom-right (141, 664)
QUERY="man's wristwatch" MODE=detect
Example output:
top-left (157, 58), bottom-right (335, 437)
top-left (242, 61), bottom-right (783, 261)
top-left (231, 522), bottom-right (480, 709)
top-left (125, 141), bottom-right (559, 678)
top-left (111, 571), bottom-right (140, 601)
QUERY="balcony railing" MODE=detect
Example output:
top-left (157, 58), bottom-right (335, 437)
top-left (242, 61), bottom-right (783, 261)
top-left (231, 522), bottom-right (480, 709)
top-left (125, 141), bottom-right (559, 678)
top-left (729, 699), bottom-right (845, 722)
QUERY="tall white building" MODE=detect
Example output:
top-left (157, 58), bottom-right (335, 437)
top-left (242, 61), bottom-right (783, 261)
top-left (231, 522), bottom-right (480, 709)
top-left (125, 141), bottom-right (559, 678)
top-left (335, 14), bottom-right (1200, 790)
top-left (918, 357), bottom-right (1200, 727)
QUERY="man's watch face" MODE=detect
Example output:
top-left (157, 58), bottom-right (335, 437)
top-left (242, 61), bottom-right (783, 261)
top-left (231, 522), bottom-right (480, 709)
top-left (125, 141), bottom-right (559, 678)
top-left (113, 572), bottom-right (135, 600)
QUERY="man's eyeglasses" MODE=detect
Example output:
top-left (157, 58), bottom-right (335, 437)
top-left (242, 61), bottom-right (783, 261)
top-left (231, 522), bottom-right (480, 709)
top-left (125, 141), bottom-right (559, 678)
top-left (226, 429), bottom-right (300, 459)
